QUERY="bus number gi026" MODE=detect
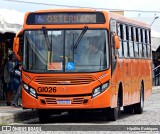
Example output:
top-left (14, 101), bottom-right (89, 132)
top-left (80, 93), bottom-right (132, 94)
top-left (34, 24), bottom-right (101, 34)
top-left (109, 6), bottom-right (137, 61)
top-left (37, 87), bottom-right (56, 93)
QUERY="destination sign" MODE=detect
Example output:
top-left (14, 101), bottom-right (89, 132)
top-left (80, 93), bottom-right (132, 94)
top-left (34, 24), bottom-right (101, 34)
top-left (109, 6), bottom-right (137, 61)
top-left (26, 12), bottom-right (105, 24)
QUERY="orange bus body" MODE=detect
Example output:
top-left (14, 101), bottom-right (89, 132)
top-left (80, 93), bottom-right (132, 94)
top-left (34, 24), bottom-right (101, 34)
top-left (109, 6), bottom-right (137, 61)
top-left (17, 9), bottom-right (152, 121)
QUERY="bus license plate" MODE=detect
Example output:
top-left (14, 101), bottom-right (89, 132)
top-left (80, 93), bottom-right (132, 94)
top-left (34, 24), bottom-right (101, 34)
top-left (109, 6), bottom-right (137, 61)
top-left (57, 100), bottom-right (71, 104)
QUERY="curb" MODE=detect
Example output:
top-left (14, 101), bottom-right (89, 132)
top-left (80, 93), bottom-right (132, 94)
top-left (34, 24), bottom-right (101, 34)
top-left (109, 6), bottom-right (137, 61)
top-left (152, 86), bottom-right (160, 94)
top-left (0, 109), bottom-right (38, 125)
top-left (14, 109), bottom-right (38, 122)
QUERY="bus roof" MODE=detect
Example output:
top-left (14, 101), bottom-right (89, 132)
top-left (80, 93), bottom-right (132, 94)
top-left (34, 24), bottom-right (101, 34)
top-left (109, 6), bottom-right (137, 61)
top-left (108, 11), bottom-right (150, 28)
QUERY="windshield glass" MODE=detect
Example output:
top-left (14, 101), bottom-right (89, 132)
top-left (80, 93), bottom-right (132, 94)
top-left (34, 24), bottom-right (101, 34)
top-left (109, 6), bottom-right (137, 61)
top-left (23, 29), bottom-right (109, 72)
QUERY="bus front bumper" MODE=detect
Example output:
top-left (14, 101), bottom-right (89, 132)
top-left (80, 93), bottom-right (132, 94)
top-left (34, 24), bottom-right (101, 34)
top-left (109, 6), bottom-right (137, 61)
top-left (22, 88), bottom-right (111, 109)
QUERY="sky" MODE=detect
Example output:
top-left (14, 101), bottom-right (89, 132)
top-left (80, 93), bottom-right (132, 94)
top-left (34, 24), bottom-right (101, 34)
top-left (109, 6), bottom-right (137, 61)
top-left (0, 0), bottom-right (160, 31)
top-left (0, 0), bottom-right (160, 15)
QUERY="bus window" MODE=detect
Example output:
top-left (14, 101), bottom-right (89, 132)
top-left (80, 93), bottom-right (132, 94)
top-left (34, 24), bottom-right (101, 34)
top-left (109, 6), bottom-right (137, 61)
top-left (146, 30), bottom-right (151, 58)
top-left (67, 30), bottom-right (109, 72)
top-left (24, 31), bottom-right (49, 70)
top-left (147, 45), bottom-right (151, 58)
top-left (123, 25), bottom-right (129, 58)
top-left (139, 28), bottom-right (143, 58)
top-left (134, 27), bottom-right (139, 58)
top-left (117, 23), bottom-right (123, 58)
top-left (142, 29), bottom-right (147, 58)
top-left (129, 26), bottom-right (134, 58)
top-left (145, 30), bottom-right (149, 44)
top-left (23, 30), bottom-right (64, 72)
top-left (23, 29), bottom-right (109, 72)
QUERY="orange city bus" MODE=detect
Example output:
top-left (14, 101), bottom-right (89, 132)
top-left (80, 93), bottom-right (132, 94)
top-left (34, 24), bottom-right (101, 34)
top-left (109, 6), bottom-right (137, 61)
top-left (13, 9), bottom-right (152, 122)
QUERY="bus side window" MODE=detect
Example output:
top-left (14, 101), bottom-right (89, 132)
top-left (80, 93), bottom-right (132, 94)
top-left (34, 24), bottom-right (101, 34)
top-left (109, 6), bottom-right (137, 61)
top-left (139, 28), bottom-right (143, 58)
top-left (146, 30), bottom-right (151, 58)
top-left (117, 23), bottom-right (123, 58)
top-left (134, 27), bottom-right (139, 58)
top-left (142, 29), bottom-right (147, 58)
top-left (128, 26), bottom-right (134, 58)
top-left (123, 25), bottom-right (129, 58)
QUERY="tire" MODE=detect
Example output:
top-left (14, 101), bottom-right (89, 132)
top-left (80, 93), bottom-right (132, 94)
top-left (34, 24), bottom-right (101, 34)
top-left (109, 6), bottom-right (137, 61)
top-left (133, 84), bottom-right (144, 114)
top-left (38, 109), bottom-right (51, 123)
top-left (124, 105), bottom-right (134, 114)
top-left (104, 96), bottom-right (120, 121)
top-left (107, 108), bottom-right (118, 121)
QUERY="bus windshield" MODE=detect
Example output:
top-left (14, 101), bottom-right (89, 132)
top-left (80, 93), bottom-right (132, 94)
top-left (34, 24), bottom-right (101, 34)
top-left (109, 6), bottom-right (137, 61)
top-left (23, 29), bottom-right (109, 73)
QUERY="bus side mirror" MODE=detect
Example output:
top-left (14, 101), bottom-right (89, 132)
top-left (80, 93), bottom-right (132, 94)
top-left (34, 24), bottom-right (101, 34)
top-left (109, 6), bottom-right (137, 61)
top-left (114, 35), bottom-right (120, 49)
top-left (13, 37), bottom-right (22, 61)
top-left (13, 37), bottom-right (19, 53)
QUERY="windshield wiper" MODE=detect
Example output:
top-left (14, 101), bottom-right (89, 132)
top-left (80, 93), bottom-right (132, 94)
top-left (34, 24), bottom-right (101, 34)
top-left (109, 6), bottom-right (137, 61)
top-left (42, 26), bottom-right (52, 64)
top-left (73, 26), bottom-right (88, 49)
top-left (42, 26), bottom-right (51, 51)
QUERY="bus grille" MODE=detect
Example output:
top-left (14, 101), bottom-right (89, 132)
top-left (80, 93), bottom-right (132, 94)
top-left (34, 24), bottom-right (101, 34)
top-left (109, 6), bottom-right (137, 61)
top-left (45, 98), bottom-right (56, 104)
top-left (44, 97), bottom-right (84, 104)
top-left (34, 75), bottom-right (95, 85)
top-left (72, 98), bottom-right (84, 104)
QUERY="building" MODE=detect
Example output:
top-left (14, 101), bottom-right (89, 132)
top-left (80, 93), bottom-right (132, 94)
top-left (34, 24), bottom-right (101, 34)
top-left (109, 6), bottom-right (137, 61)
top-left (0, 8), bottom-right (24, 100)
top-left (151, 30), bottom-right (160, 67)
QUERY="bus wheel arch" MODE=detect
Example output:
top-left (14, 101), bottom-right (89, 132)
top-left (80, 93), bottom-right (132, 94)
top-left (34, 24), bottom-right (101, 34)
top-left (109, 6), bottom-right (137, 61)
top-left (118, 82), bottom-right (123, 107)
top-left (116, 82), bottom-right (123, 116)
top-left (133, 81), bottom-right (144, 114)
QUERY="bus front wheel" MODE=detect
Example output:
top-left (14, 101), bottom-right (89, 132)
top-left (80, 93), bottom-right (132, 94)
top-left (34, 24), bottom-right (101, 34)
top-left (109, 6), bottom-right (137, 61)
top-left (104, 97), bottom-right (120, 121)
top-left (38, 109), bottom-right (51, 123)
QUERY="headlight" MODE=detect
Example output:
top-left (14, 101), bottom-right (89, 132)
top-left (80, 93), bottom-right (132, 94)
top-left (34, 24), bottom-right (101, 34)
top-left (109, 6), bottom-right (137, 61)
top-left (92, 81), bottom-right (109, 98)
top-left (23, 83), bottom-right (37, 98)
top-left (30, 88), bottom-right (37, 98)
top-left (101, 82), bottom-right (109, 92)
top-left (92, 87), bottom-right (101, 98)
top-left (23, 83), bottom-right (29, 90)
